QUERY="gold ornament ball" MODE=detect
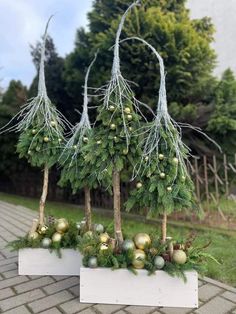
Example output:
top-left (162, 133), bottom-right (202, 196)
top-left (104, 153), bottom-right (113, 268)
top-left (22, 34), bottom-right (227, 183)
top-left (83, 137), bottom-right (88, 143)
top-left (99, 233), bottom-right (110, 243)
top-left (97, 140), bottom-right (102, 145)
top-left (55, 218), bottom-right (69, 234)
top-left (144, 156), bottom-right (149, 161)
top-left (32, 129), bottom-right (37, 135)
top-left (134, 233), bottom-right (151, 250)
top-left (159, 154), bottom-right (164, 160)
top-left (129, 126), bottom-right (133, 132)
top-left (52, 232), bottom-right (62, 243)
top-left (181, 175), bottom-right (186, 182)
top-left (28, 150), bottom-right (32, 155)
top-left (127, 114), bottom-right (132, 121)
top-left (38, 225), bottom-right (48, 235)
top-left (100, 243), bottom-right (109, 251)
top-left (136, 182), bottom-right (142, 189)
top-left (109, 105), bottom-right (115, 112)
top-left (123, 149), bottom-right (128, 155)
top-left (50, 121), bottom-right (56, 127)
top-left (28, 232), bottom-right (39, 240)
top-left (73, 145), bottom-right (77, 150)
top-left (110, 123), bottom-right (116, 130)
top-left (124, 107), bottom-right (131, 114)
top-left (160, 172), bottom-right (166, 179)
top-left (43, 136), bottom-right (49, 143)
top-left (167, 186), bottom-right (172, 192)
top-left (172, 250), bottom-right (187, 264)
top-left (173, 157), bottom-right (179, 165)
top-left (132, 249), bottom-right (146, 269)
top-left (58, 138), bottom-right (62, 143)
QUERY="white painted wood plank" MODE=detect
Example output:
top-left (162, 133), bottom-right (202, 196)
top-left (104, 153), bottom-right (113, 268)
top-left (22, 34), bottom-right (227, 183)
top-left (19, 249), bottom-right (82, 276)
top-left (80, 268), bottom-right (198, 308)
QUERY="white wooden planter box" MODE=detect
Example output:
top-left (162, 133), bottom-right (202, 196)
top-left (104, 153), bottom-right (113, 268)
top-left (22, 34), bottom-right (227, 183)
top-left (80, 268), bottom-right (198, 308)
top-left (19, 248), bottom-right (83, 276)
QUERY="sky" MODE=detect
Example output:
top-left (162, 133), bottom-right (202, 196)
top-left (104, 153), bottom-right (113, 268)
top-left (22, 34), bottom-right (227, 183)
top-left (0, 0), bottom-right (236, 90)
top-left (0, 0), bottom-right (93, 89)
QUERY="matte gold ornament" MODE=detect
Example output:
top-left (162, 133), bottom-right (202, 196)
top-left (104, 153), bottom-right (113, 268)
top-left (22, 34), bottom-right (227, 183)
top-left (124, 107), bottom-right (131, 114)
top-left (136, 182), bottom-right (142, 189)
top-left (32, 129), bottom-right (37, 135)
top-left (83, 137), bottom-right (88, 143)
top-left (160, 172), bottom-right (166, 179)
top-left (109, 105), bottom-right (115, 112)
top-left (100, 243), bottom-right (109, 251)
top-left (43, 136), bottom-right (49, 143)
top-left (55, 218), bottom-right (69, 234)
top-left (38, 225), bottom-right (48, 235)
top-left (110, 123), bottom-right (116, 130)
top-left (132, 249), bottom-right (146, 269)
top-left (172, 250), bottom-right (187, 264)
top-left (52, 232), bottom-right (62, 243)
top-left (28, 232), bottom-right (39, 240)
top-left (99, 233), bottom-right (110, 243)
top-left (134, 233), bottom-right (151, 249)
top-left (159, 154), bottom-right (164, 160)
top-left (173, 157), bottom-right (179, 165)
top-left (127, 114), bottom-right (132, 121)
top-left (50, 121), bottom-right (56, 127)
top-left (167, 186), bottom-right (172, 192)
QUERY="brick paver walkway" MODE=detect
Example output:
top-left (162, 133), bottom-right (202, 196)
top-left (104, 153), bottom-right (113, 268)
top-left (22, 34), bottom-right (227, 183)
top-left (0, 200), bottom-right (236, 314)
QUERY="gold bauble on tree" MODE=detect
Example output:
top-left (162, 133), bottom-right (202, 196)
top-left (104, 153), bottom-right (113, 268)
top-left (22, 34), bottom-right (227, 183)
top-left (109, 105), bottom-right (115, 112)
top-left (124, 107), bottom-right (131, 114)
top-left (127, 114), bottom-right (132, 121)
top-left (83, 137), bottom-right (88, 143)
top-left (159, 154), bottom-right (164, 160)
top-left (32, 129), bottom-right (37, 135)
top-left (55, 218), bottom-right (69, 234)
top-left (73, 145), bottom-right (77, 150)
top-left (43, 136), bottom-right (49, 143)
top-left (173, 157), bottom-right (179, 165)
top-left (167, 186), bottom-right (172, 192)
top-left (50, 121), bottom-right (56, 127)
top-left (99, 233), bottom-right (110, 243)
top-left (136, 182), bottom-right (142, 189)
top-left (28, 232), bottom-right (39, 240)
top-left (132, 249), bottom-right (146, 269)
top-left (160, 172), bottom-right (166, 179)
top-left (110, 123), bottom-right (116, 130)
top-left (52, 232), bottom-right (62, 243)
top-left (134, 233), bottom-right (151, 249)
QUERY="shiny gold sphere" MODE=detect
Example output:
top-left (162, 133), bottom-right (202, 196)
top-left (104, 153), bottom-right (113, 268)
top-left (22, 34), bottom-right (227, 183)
top-left (124, 107), bottom-right (131, 114)
top-left (134, 233), bottom-right (151, 250)
top-left (99, 233), bottom-right (110, 243)
top-left (50, 121), bottom-right (56, 127)
top-left (173, 157), bottom-right (179, 165)
top-left (83, 137), bottom-right (88, 143)
top-left (136, 182), bottom-right (142, 189)
top-left (132, 249), bottom-right (146, 269)
top-left (172, 250), bottom-right (187, 264)
top-left (167, 186), bottom-right (172, 192)
top-left (52, 232), bottom-right (62, 243)
top-left (129, 127), bottom-right (133, 131)
top-left (160, 172), bottom-right (166, 179)
top-left (43, 136), bottom-right (49, 143)
top-left (55, 218), bottom-right (69, 234)
top-left (100, 243), bottom-right (109, 251)
top-left (96, 140), bottom-right (102, 145)
top-left (58, 138), bottom-right (62, 143)
top-left (144, 156), bottom-right (149, 161)
top-left (28, 232), bottom-right (39, 240)
top-left (127, 114), bottom-right (132, 121)
top-left (110, 123), bottom-right (116, 130)
top-left (159, 154), bottom-right (164, 160)
top-left (122, 149), bottom-right (128, 155)
top-left (109, 105), bottom-right (115, 112)
top-left (38, 225), bottom-right (48, 235)
top-left (73, 145), bottom-right (77, 150)
top-left (32, 129), bottom-right (37, 135)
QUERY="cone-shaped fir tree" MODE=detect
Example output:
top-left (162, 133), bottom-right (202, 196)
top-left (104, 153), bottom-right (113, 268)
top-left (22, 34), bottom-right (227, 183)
top-left (85, 1), bottom-right (142, 246)
top-left (58, 53), bottom-right (103, 231)
top-left (0, 17), bottom-right (69, 228)
top-left (125, 38), bottom-right (196, 242)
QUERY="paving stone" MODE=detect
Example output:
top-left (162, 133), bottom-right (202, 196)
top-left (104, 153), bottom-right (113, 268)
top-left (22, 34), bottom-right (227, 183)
top-left (68, 285), bottom-right (79, 298)
top-left (1, 248), bottom-right (18, 258)
top-left (51, 275), bottom-right (69, 281)
top-left (2, 305), bottom-right (31, 314)
top-left (2, 269), bottom-right (18, 278)
top-left (60, 299), bottom-right (92, 314)
top-left (0, 287), bottom-right (15, 300)
top-left (198, 283), bottom-right (222, 302)
top-left (113, 311), bottom-right (128, 314)
top-left (76, 308), bottom-right (96, 314)
top-left (0, 275), bottom-right (29, 289)
top-left (1, 262), bottom-right (17, 273)
top-left (221, 290), bottom-right (236, 303)
top-left (125, 305), bottom-right (156, 314)
top-left (0, 256), bottom-right (17, 266)
top-left (195, 296), bottom-right (235, 314)
top-left (43, 277), bottom-right (79, 294)
top-left (0, 289), bottom-right (45, 311)
top-left (39, 308), bottom-right (63, 314)
top-left (28, 291), bottom-right (74, 313)
top-left (15, 276), bottom-right (55, 293)
top-left (93, 304), bottom-right (125, 314)
top-left (160, 307), bottom-right (192, 314)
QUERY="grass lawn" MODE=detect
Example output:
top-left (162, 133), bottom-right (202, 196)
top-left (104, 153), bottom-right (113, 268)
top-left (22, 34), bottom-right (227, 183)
top-left (0, 192), bottom-right (236, 287)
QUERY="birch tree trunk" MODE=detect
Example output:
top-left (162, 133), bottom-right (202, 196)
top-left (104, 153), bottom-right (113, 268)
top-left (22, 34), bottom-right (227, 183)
top-left (161, 212), bottom-right (167, 243)
top-left (84, 186), bottom-right (92, 231)
top-left (39, 165), bottom-right (49, 226)
top-left (112, 169), bottom-right (123, 246)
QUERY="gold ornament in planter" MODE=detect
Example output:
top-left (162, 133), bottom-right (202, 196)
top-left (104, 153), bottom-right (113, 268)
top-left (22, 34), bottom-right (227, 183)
top-left (172, 250), bottom-right (187, 264)
top-left (52, 232), bottom-right (62, 243)
top-left (55, 218), bottom-right (69, 234)
top-left (99, 233), bottom-right (110, 243)
top-left (132, 249), bottom-right (146, 269)
top-left (28, 232), bottom-right (39, 240)
top-left (38, 225), bottom-right (48, 235)
top-left (134, 233), bottom-right (151, 250)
